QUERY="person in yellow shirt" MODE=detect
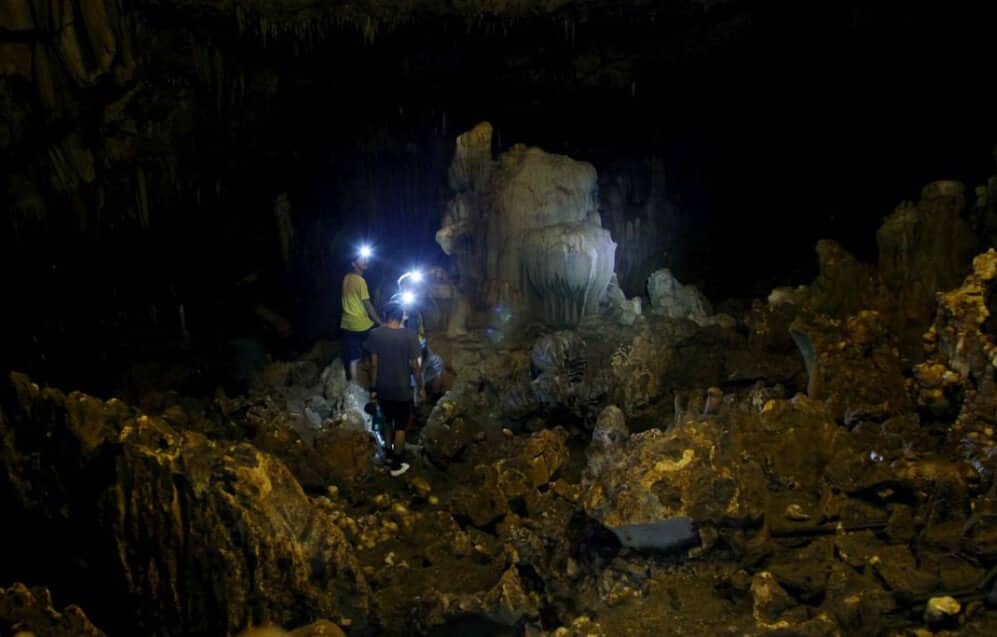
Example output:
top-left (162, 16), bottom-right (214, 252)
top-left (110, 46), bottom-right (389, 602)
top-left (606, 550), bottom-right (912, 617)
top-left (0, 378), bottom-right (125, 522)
top-left (341, 252), bottom-right (382, 381)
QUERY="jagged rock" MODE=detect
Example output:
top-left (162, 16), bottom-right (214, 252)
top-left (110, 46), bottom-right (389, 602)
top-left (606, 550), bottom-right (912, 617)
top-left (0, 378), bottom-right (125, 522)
top-left (646, 268), bottom-right (712, 323)
top-left (582, 419), bottom-right (766, 551)
top-left (0, 373), bottom-right (370, 635)
top-left (519, 428), bottom-right (570, 487)
top-left (422, 395), bottom-right (480, 467)
top-left (869, 545), bottom-right (939, 596)
top-left (878, 181), bottom-right (977, 338)
top-left (592, 405), bottom-right (628, 448)
top-left (313, 426), bottom-right (377, 482)
top-left (542, 615), bottom-right (607, 637)
top-left (239, 620), bottom-right (346, 637)
top-left (790, 310), bottom-right (912, 424)
top-left (807, 240), bottom-right (881, 318)
top-left (751, 571), bottom-right (796, 625)
top-left (0, 583), bottom-right (106, 637)
top-left (439, 566), bottom-right (541, 626)
top-left (913, 250), bottom-right (997, 476)
top-left (604, 274), bottom-right (643, 326)
top-left (531, 330), bottom-right (586, 375)
top-left (785, 182), bottom-right (979, 361)
top-left (584, 394), bottom-right (906, 554)
top-left (453, 429), bottom-right (568, 526)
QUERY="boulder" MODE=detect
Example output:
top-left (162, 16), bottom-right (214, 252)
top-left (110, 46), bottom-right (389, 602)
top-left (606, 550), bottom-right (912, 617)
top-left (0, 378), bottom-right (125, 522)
top-left (0, 374), bottom-right (370, 636)
top-left (646, 268), bottom-right (712, 324)
top-left (582, 420), bottom-right (767, 551)
top-left (0, 583), bottom-right (106, 637)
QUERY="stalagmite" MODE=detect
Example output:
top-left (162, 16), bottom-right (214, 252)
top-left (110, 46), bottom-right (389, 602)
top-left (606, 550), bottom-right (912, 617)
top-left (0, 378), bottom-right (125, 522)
top-left (439, 123), bottom-right (615, 326)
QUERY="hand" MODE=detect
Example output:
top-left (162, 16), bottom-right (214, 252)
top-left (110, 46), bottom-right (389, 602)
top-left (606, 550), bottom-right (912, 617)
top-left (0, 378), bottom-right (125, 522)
top-left (369, 390), bottom-right (378, 402)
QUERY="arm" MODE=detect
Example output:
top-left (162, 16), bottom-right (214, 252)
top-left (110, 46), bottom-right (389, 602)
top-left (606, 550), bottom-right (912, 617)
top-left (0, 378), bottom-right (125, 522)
top-left (368, 352), bottom-right (378, 396)
top-left (410, 356), bottom-right (424, 403)
top-left (363, 299), bottom-right (382, 326)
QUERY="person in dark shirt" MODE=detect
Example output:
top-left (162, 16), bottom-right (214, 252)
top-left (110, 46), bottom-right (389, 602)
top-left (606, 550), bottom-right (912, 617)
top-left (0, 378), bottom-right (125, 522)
top-left (365, 302), bottom-right (423, 475)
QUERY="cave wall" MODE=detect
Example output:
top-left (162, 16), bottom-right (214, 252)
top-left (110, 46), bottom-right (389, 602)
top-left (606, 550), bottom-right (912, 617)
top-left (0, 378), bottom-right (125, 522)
top-left (4, 0), bottom-right (997, 392)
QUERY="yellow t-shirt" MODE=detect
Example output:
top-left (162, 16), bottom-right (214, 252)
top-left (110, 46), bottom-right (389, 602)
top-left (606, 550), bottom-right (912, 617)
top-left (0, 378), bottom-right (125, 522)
top-left (341, 273), bottom-right (374, 331)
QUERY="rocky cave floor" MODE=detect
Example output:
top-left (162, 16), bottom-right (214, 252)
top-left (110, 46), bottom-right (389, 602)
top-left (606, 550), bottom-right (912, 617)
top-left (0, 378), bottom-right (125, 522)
top-left (9, 226), bottom-right (997, 636)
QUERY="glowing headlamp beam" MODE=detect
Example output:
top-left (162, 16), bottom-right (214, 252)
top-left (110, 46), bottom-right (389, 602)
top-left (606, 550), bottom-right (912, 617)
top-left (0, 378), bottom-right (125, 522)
top-left (358, 245), bottom-right (373, 259)
top-left (398, 269), bottom-right (424, 286)
top-left (400, 291), bottom-right (416, 306)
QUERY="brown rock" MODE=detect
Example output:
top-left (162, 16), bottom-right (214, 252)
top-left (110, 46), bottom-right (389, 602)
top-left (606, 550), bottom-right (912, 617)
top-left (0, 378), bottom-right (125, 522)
top-left (1, 374), bottom-right (370, 636)
top-left (0, 583), bottom-right (105, 637)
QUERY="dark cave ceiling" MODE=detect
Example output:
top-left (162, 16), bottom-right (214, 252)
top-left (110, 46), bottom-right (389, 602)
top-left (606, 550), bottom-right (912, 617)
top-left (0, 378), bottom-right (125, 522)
top-left (2, 0), bottom-right (997, 388)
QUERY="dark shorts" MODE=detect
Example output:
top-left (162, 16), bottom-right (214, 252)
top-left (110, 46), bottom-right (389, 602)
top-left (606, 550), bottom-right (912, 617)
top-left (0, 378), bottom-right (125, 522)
top-left (341, 327), bottom-right (371, 363)
top-left (380, 399), bottom-right (415, 433)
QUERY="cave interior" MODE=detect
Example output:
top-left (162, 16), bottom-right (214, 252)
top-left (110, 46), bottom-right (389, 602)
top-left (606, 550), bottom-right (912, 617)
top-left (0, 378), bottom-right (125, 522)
top-left (4, 1), bottom-right (997, 636)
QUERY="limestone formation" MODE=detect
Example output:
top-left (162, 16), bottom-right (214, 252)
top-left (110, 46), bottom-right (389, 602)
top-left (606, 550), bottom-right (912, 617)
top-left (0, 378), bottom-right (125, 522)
top-left (439, 122), bottom-right (616, 326)
top-left (912, 249), bottom-right (997, 476)
top-left (787, 180), bottom-right (980, 360)
top-left (522, 222), bottom-right (617, 326)
top-left (646, 268), bottom-right (712, 323)
top-left (807, 239), bottom-right (881, 318)
top-left (790, 310), bottom-right (912, 424)
top-left (602, 273), bottom-right (643, 326)
top-left (877, 181), bottom-right (977, 347)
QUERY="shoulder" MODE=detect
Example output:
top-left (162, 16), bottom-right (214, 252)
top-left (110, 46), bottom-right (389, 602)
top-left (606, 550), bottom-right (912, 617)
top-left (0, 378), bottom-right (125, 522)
top-left (365, 327), bottom-right (383, 346)
top-left (344, 273), bottom-right (367, 288)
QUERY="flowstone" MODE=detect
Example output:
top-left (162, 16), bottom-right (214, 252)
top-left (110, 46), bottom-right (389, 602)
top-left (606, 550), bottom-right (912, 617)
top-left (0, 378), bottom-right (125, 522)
top-left (438, 122), bottom-right (616, 326)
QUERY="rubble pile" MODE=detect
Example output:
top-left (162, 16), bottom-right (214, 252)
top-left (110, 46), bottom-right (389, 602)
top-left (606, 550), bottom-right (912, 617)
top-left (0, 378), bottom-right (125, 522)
top-left (6, 156), bottom-right (997, 635)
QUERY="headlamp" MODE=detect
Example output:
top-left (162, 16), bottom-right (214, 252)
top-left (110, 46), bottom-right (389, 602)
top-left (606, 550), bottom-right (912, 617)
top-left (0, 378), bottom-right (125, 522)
top-left (400, 291), bottom-right (416, 306)
top-left (398, 269), bottom-right (424, 287)
top-left (358, 245), bottom-right (373, 259)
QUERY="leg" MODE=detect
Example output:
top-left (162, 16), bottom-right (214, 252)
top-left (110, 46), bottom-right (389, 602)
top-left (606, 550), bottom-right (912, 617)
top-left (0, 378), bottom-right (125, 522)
top-left (342, 329), bottom-right (366, 383)
top-left (429, 374), bottom-right (444, 397)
